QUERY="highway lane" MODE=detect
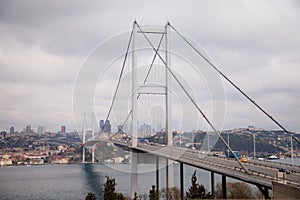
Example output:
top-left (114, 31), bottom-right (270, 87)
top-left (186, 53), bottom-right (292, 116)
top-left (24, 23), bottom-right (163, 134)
top-left (134, 144), bottom-right (275, 187)
top-left (99, 139), bottom-right (300, 189)
top-left (134, 143), bottom-right (300, 188)
top-left (181, 147), bottom-right (300, 185)
top-left (248, 159), bottom-right (300, 174)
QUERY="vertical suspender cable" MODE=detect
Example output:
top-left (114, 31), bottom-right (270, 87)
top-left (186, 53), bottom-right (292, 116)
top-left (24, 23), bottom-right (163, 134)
top-left (122, 34), bottom-right (165, 128)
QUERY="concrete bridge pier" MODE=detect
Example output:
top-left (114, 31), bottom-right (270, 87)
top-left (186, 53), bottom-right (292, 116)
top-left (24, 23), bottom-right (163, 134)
top-left (166, 158), bottom-right (174, 198)
top-left (82, 146), bottom-right (85, 163)
top-left (211, 172), bottom-right (215, 198)
top-left (257, 185), bottom-right (270, 199)
top-left (156, 156), bottom-right (159, 198)
top-left (272, 181), bottom-right (300, 199)
top-left (91, 144), bottom-right (96, 163)
top-left (180, 162), bottom-right (184, 200)
top-left (222, 175), bottom-right (227, 199)
top-left (131, 150), bottom-right (138, 198)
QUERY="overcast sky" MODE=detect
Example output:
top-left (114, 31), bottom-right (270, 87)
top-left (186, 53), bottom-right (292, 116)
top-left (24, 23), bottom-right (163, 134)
top-left (1, 0), bottom-right (300, 133)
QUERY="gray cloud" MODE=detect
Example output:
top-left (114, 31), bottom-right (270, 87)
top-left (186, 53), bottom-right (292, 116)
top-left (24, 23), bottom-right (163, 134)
top-left (0, 0), bottom-right (300, 132)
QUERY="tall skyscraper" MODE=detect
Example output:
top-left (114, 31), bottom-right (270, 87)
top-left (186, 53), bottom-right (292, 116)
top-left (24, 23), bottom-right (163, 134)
top-left (61, 126), bottom-right (66, 133)
top-left (10, 126), bottom-right (14, 134)
top-left (99, 120), bottom-right (104, 131)
top-left (37, 126), bottom-right (46, 135)
top-left (103, 120), bottom-right (111, 133)
top-left (25, 125), bottom-right (32, 133)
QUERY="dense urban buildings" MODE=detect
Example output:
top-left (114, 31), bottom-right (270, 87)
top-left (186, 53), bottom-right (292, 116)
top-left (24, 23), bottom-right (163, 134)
top-left (0, 123), bottom-right (299, 166)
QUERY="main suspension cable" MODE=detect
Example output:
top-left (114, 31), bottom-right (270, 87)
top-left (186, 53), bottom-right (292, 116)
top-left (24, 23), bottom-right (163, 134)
top-left (102, 28), bottom-right (134, 133)
top-left (169, 24), bottom-right (300, 144)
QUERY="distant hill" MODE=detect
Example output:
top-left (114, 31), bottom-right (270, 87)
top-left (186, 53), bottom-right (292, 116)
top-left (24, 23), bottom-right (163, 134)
top-left (193, 131), bottom-right (292, 156)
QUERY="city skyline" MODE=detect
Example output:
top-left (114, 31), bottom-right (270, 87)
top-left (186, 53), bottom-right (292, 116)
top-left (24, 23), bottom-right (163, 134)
top-left (1, 1), bottom-right (300, 132)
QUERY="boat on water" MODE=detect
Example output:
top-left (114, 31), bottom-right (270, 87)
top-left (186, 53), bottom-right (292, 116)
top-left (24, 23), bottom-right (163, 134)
top-left (268, 155), bottom-right (279, 160)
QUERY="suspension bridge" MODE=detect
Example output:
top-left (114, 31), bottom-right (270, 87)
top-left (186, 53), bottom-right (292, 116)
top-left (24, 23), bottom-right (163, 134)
top-left (81, 21), bottom-right (300, 199)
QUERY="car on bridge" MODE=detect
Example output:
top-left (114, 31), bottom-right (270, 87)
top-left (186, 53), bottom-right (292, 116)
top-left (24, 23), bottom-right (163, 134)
top-left (240, 156), bottom-right (248, 163)
top-left (225, 150), bottom-right (241, 159)
top-left (279, 167), bottom-right (290, 174)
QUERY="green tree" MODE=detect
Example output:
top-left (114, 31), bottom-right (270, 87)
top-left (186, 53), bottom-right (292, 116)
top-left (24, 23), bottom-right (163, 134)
top-left (149, 185), bottom-right (158, 200)
top-left (215, 182), bottom-right (254, 199)
top-left (133, 192), bottom-right (139, 200)
top-left (186, 171), bottom-right (212, 199)
top-left (227, 182), bottom-right (254, 199)
top-left (104, 176), bottom-right (116, 200)
top-left (86, 192), bottom-right (97, 200)
top-left (115, 192), bottom-right (125, 200)
top-left (161, 187), bottom-right (180, 200)
top-left (103, 176), bottom-right (126, 200)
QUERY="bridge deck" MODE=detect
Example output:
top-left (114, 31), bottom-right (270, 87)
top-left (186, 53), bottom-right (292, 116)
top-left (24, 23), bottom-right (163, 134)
top-left (84, 139), bottom-right (300, 190)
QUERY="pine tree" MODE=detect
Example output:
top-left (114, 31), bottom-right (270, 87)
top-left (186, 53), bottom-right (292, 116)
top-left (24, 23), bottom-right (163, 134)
top-left (86, 192), bottom-right (97, 200)
top-left (103, 176), bottom-right (126, 200)
top-left (186, 171), bottom-right (212, 199)
top-left (149, 185), bottom-right (158, 200)
top-left (104, 176), bottom-right (116, 200)
top-left (133, 192), bottom-right (139, 200)
top-left (115, 192), bottom-right (125, 200)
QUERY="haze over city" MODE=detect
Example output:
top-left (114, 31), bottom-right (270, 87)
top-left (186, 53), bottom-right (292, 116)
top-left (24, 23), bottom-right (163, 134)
top-left (1, 0), bottom-right (300, 133)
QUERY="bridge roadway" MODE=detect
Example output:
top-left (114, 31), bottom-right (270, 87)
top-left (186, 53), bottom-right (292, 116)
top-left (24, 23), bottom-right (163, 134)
top-left (109, 140), bottom-right (300, 190)
top-left (84, 139), bottom-right (300, 190)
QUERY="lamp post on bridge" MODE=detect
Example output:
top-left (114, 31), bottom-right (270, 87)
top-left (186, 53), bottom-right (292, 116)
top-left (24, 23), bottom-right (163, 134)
top-left (227, 133), bottom-right (229, 157)
top-left (291, 134), bottom-right (294, 169)
top-left (253, 133), bottom-right (256, 160)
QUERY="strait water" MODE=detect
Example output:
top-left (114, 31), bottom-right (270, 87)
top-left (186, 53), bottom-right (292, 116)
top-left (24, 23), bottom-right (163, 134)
top-left (0, 163), bottom-right (218, 200)
top-left (0, 158), bottom-right (299, 200)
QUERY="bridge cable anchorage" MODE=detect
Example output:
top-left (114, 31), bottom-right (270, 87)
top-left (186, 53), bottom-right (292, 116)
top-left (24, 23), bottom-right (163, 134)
top-left (101, 28), bottom-right (134, 135)
top-left (134, 21), bottom-right (251, 175)
top-left (169, 24), bottom-right (300, 145)
top-left (121, 33), bottom-right (165, 127)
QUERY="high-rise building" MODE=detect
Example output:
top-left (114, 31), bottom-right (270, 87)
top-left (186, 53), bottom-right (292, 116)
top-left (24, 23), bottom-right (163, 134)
top-left (26, 125), bottom-right (32, 133)
top-left (103, 120), bottom-right (111, 133)
top-left (10, 126), bottom-right (14, 134)
top-left (61, 126), bottom-right (66, 133)
top-left (99, 120), bottom-right (104, 131)
top-left (140, 123), bottom-right (151, 137)
top-left (0, 131), bottom-right (7, 139)
top-left (37, 126), bottom-right (46, 135)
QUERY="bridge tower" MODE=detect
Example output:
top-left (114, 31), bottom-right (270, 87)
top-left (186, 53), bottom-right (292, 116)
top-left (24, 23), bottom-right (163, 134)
top-left (131, 21), bottom-right (174, 197)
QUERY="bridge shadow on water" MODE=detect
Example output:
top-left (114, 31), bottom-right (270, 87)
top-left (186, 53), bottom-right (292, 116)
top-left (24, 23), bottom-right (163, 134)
top-left (82, 163), bottom-right (104, 200)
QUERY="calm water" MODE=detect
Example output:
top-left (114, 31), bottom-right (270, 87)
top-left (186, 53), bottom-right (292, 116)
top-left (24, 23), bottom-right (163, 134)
top-left (0, 158), bottom-right (299, 200)
top-left (0, 163), bottom-right (218, 200)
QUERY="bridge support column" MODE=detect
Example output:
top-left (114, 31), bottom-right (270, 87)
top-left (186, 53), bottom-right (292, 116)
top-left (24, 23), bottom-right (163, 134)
top-left (82, 146), bottom-right (85, 163)
top-left (180, 162), bottom-right (184, 200)
top-left (92, 144), bottom-right (96, 163)
top-left (131, 150), bottom-right (138, 198)
top-left (165, 21), bottom-right (174, 198)
top-left (211, 172), bottom-right (215, 199)
top-left (222, 175), bottom-right (227, 199)
top-left (166, 159), bottom-right (174, 200)
top-left (131, 21), bottom-right (138, 199)
top-left (92, 149), bottom-right (94, 163)
top-left (257, 185), bottom-right (270, 199)
top-left (156, 156), bottom-right (159, 198)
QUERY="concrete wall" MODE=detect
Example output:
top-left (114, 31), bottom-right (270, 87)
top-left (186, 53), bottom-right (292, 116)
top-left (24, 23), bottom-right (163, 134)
top-left (137, 153), bottom-right (157, 164)
top-left (273, 181), bottom-right (300, 199)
